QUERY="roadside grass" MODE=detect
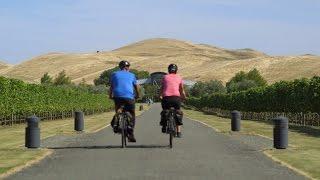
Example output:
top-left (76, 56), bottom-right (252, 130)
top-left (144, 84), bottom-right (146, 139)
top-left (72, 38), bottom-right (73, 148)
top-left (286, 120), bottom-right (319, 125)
top-left (0, 103), bottom-right (149, 177)
top-left (184, 108), bottom-right (320, 180)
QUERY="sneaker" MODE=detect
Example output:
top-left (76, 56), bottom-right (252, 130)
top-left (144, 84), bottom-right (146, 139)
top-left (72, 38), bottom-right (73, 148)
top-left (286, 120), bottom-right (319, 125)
top-left (176, 132), bottom-right (182, 138)
top-left (127, 133), bottom-right (136, 142)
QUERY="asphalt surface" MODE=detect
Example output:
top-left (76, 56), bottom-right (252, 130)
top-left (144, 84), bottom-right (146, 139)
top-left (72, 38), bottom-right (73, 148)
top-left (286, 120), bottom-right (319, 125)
top-left (7, 104), bottom-right (306, 180)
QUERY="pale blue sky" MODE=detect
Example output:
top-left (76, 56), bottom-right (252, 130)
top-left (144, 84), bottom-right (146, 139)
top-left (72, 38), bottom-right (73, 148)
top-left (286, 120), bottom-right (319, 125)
top-left (1, 0), bottom-right (320, 64)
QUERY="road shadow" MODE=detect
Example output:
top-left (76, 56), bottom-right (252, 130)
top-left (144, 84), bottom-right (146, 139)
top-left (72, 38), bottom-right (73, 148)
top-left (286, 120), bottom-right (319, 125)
top-left (46, 144), bottom-right (170, 150)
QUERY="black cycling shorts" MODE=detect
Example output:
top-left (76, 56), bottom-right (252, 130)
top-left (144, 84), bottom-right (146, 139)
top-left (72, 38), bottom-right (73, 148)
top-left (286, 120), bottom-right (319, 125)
top-left (113, 97), bottom-right (135, 112)
top-left (161, 96), bottom-right (181, 110)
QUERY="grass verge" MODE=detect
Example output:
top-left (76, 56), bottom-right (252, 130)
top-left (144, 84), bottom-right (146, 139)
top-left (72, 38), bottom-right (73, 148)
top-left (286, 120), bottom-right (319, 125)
top-left (184, 108), bottom-right (320, 180)
top-left (0, 103), bottom-right (149, 178)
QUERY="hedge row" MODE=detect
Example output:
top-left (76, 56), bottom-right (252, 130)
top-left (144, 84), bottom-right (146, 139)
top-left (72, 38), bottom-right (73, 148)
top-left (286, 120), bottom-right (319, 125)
top-left (187, 76), bottom-right (320, 113)
top-left (0, 77), bottom-right (113, 116)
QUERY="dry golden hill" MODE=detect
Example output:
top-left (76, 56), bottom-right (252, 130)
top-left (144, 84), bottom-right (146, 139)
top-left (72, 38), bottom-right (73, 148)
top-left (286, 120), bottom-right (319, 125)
top-left (0, 61), bottom-right (12, 74)
top-left (1, 38), bottom-right (319, 84)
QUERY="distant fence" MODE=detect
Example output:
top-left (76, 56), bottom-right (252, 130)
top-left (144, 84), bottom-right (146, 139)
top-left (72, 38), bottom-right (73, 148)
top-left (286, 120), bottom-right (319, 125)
top-left (186, 106), bottom-right (320, 127)
top-left (0, 108), bottom-right (111, 126)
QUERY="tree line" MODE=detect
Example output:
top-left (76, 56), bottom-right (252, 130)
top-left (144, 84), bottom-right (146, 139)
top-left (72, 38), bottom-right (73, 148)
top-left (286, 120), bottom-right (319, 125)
top-left (187, 69), bottom-right (320, 113)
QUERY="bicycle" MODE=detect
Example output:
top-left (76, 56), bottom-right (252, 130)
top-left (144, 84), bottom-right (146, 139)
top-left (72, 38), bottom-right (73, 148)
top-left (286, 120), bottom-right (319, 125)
top-left (115, 105), bottom-right (131, 148)
top-left (165, 108), bottom-right (177, 148)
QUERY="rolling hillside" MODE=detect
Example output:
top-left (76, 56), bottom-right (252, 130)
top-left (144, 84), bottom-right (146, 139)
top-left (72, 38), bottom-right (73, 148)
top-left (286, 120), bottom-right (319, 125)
top-left (0, 61), bottom-right (12, 74)
top-left (1, 38), bottom-right (319, 84)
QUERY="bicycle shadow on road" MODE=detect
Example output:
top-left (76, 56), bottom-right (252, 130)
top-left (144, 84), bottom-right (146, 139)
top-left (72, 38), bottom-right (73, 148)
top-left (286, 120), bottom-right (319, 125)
top-left (46, 144), bottom-right (170, 150)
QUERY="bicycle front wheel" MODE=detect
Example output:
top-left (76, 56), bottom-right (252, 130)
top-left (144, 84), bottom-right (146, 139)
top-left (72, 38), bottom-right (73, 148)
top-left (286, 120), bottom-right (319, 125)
top-left (168, 116), bottom-right (175, 148)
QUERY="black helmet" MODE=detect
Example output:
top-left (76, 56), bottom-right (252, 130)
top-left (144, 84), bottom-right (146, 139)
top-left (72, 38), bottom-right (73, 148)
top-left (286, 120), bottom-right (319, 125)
top-left (168, 64), bottom-right (178, 73)
top-left (119, 60), bottom-right (130, 69)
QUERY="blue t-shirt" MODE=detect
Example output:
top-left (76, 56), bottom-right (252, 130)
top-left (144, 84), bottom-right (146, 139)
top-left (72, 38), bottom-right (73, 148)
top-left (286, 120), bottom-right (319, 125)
top-left (110, 70), bottom-right (137, 99)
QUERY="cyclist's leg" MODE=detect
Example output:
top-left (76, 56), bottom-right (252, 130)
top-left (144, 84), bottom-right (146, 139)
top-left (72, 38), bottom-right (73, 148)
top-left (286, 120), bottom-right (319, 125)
top-left (111, 98), bottom-right (124, 132)
top-left (113, 98), bottom-right (124, 113)
top-left (160, 97), bottom-right (170, 126)
top-left (124, 99), bottom-right (135, 128)
top-left (171, 97), bottom-right (183, 134)
top-left (120, 98), bottom-right (136, 142)
top-left (160, 97), bottom-right (171, 133)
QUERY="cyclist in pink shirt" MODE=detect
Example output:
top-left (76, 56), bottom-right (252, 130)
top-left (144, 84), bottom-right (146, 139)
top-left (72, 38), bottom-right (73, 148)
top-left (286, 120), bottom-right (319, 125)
top-left (160, 64), bottom-right (187, 138)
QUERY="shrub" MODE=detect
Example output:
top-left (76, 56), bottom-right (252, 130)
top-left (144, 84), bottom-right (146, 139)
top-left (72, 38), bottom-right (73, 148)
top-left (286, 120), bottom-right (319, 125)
top-left (186, 76), bottom-right (320, 113)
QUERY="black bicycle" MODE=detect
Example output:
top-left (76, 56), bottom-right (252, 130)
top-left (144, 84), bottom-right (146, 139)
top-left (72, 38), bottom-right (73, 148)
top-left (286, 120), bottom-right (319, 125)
top-left (117, 106), bottom-right (131, 148)
top-left (166, 108), bottom-right (177, 148)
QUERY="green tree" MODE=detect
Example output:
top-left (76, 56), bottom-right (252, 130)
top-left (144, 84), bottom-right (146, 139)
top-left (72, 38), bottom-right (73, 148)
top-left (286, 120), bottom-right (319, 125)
top-left (130, 69), bottom-right (150, 79)
top-left (190, 80), bottom-right (226, 97)
top-left (94, 67), bottom-right (150, 86)
top-left (227, 79), bottom-right (257, 93)
top-left (94, 67), bottom-right (119, 86)
top-left (40, 72), bottom-right (53, 85)
top-left (230, 71), bottom-right (247, 82)
top-left (247, 68), bottom-right (267, 86)
top-left (53, 70), bottom-right (72, 86)
top-left (143, 84), bottom-right (159, 101)
top-left (226, 69), bottom-right (266, 93)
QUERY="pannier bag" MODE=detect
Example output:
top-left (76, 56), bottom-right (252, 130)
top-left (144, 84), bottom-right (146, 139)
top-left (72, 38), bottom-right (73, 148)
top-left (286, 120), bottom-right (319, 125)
top-left (111, 112), bottom-right (133, 133)
top-left (160, 109), bottom-right (183, 126)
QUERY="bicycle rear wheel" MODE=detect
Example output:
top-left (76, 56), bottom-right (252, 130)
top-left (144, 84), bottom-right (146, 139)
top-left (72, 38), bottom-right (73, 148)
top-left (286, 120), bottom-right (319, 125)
top-left (168, 115), bottom-right (175, 148)
top-left (169, 132), bottom-right (173, 148)
top-left (120, 116), bottom-right (126, 148)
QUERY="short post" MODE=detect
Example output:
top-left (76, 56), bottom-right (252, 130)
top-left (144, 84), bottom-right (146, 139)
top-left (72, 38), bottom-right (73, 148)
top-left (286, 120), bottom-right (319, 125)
top-left (139, 105), bottom-right (144, 111)
top-left (74, 111), bottom-right (84, 131)
top-left (273, 117), bottom-right (288, 149)
top-left (25, 116), bottom-right (40, 148)
top-left (231, 110), bottom-right (241, 131)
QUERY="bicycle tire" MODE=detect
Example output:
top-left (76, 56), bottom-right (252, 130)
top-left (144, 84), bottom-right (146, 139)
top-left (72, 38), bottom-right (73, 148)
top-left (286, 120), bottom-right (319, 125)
top-left (124, 115), bottom-right (127, 146)
top-left (168, 112), bottom-right (175, 148)
top-left (120, 115), bottom-right (126, 148)
top-left (169, 132), bottom-right (173, 148)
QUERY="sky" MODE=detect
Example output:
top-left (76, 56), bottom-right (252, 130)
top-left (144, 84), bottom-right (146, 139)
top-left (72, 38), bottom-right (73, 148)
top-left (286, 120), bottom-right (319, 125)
top-left (1, 0), bottom-right (320, 64)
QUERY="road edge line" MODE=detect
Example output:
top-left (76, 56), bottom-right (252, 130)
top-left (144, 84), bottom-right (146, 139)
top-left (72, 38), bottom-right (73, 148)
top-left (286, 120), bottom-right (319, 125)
top-left (263, 151), bottom-right (315, 180)
top-left (186, 115), bottom-right (313, 180)
top-left (186, 116), bottom-right (221, 133)
top-left (1, 106), bottom-right (151, 178)
top-left (0, 149), bottom-right (53, 179)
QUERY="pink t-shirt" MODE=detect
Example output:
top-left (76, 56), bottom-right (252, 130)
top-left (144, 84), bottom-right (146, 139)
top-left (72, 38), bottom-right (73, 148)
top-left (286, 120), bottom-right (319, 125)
top-left (162, 74), bottom-right (183, 97)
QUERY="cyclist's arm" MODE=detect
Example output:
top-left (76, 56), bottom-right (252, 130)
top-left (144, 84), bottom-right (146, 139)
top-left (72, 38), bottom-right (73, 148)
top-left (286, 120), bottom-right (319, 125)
top-left (159, 78), bottom-right (165, 99)
top-left (134, 84), bottom-right (140, 99)
top-left (159, 83), bottom-right (163, 99)
top-left (179, 83), bottom-right (187, 100)
top-left (109, 85), bottom-right (113, 99)
top-left (109, 74), bottom-right (114, 99)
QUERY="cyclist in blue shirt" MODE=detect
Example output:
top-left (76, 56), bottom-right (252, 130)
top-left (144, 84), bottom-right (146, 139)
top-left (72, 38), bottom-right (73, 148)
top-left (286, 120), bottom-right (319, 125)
top-left (109, 60), bottom-right (140, 142)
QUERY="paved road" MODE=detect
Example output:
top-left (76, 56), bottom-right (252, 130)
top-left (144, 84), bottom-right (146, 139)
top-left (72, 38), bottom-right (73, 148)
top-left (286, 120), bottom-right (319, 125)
top-left (7, 104), bottom-right (305, 180)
